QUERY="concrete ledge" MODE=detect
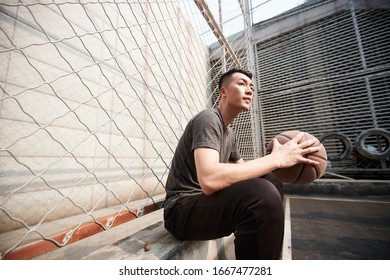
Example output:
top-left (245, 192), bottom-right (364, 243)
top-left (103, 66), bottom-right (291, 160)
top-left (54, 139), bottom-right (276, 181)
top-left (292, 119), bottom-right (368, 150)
top-left (2, 195), bottom-right (164, 260)
top-left (285, 179), bottom-right (390, 196)
top-left (80, 209), bottom-right (235, 260)
top-left (35, 209), bottom-right (235, 260)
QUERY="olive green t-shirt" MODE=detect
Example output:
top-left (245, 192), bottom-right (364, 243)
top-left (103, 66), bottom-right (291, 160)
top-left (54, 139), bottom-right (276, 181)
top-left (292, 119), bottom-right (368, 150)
top-left (164, 108), bottom-right (241, 209)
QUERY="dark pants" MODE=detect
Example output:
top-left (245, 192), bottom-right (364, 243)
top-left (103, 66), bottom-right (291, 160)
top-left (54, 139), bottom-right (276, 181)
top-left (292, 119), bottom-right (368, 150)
top-left (164, 174), bottom-right (284, 260)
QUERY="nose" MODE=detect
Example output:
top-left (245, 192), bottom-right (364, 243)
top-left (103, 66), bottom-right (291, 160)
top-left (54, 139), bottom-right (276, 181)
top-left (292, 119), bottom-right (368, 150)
top-left (246, 86), bottom-right (253, 96)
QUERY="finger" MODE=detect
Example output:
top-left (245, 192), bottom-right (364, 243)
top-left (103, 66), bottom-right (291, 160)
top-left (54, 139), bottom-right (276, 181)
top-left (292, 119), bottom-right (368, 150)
top-left (302, 146), bottom-right (321, 155)
top-left (291, 132), bottom-right (305, 144)
top-left (308, 138), bottom-right (320, 146)
top-left (299, 138), bottom-right (319, 148)
top-left (298, 155), bottom-right (320, 165)
top-left (304, 157), bottom-right (320, 165)
top-left (272, 138), bottom-right (281, 150)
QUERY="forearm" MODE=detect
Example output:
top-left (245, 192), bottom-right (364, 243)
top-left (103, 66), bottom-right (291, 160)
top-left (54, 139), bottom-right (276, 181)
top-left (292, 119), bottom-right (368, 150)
top-left (195, 133), bottom-right (320, 195)
top-left (197, 153), bottom-right (281, 195)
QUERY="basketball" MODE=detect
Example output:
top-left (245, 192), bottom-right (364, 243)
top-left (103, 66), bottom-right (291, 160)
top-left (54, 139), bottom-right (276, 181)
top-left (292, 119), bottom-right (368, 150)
top-left (266, 130), bottom-right (328, 184)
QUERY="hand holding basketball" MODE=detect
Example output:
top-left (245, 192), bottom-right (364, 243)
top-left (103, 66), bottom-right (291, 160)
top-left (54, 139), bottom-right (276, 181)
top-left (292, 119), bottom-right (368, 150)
top-left (266, 130), bottom-right (327, 184)
top-left (271, 132), bottom-right (321, 168)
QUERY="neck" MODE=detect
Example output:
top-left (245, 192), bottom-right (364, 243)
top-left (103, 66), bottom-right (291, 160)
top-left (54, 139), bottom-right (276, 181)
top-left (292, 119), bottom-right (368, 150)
top-left (218, 104), bottom-right (241, 127)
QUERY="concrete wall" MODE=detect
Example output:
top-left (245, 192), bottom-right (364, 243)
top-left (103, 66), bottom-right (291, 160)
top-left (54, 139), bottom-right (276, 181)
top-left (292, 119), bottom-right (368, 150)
top-left (0, 1), bottom-right (209, 232)
top-left (252, 0), bottom-right (390, 43)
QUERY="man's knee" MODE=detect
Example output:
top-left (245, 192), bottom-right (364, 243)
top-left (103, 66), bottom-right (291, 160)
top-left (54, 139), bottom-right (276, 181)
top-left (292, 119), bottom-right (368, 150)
top-left (233, 179), bottom-right (284, 238)
top-left (261, 173), bottom-right (284, 199)
top-left (233, 178), bottom-right (284, 214)
top-left (257, 178), bottom-right (283, 212)
top-left (247, 177), bottom-right (282, 199)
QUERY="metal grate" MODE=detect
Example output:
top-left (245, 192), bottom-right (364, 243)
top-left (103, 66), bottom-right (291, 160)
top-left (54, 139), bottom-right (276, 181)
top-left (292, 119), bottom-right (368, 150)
top-left (254, 3), bottom-right (390, 177)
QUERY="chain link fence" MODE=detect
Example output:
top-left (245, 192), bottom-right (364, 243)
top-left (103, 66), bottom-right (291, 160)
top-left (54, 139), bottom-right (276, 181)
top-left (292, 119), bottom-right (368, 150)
top-left (1, 0), bottom-right (389, 260)
top-left (0, 0), bottom-right (253, 259)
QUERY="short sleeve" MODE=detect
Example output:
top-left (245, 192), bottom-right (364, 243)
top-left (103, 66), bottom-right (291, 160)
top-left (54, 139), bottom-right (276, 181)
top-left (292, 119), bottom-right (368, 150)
top-left (190, 110), bottom-right (222, 153)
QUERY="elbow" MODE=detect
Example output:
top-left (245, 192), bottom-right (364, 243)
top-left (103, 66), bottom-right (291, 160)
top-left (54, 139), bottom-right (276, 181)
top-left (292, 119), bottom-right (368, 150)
top-left (199, 174), bottom-right (231, 196)
top-left (201, 185), bottom-right (215, 196)
top-left (198, 177), bottom-right (217, 196)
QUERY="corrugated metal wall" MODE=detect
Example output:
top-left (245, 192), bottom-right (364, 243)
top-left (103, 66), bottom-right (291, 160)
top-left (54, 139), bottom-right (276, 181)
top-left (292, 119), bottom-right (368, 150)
top-left (210, 0), bottom-right (390, 178)
top-left (255, 5), bottom-right (390, 178)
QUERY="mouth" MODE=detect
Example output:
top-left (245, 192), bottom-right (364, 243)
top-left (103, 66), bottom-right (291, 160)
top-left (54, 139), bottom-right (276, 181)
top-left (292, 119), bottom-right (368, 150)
top-left (243, 97), bottom-right (252, 103)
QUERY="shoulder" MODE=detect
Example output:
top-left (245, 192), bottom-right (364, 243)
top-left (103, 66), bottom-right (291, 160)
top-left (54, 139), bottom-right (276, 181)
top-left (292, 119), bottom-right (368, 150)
top-left (194, 108), bottom-right (220, 119)
top-left (192, 108), bottom-right (222, 125)
top-left (188, 108), bottom-right (224, 138)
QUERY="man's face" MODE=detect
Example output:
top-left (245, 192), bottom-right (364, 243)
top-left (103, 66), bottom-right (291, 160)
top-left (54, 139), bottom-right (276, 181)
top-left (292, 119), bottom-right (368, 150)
top-left (221, 72), bottom-right (254, 111)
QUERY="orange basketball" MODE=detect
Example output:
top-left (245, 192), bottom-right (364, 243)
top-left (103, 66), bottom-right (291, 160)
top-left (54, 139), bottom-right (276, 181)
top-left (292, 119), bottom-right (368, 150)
top-left (266, 130), bottom-right (327, 184)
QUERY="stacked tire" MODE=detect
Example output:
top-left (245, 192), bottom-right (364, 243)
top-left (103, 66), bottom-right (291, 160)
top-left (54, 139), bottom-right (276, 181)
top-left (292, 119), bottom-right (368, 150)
top-left (319, 128), bottom-right (390, 161)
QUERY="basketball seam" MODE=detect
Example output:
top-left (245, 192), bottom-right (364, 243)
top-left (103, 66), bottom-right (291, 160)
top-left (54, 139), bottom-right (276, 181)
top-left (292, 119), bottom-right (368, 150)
top-left (279, 134), bottom-right (293, 141)
top-left (310, 154), bottom-right (327, 161)
top-left (313, 163), bottom-right (320, 179)
top-left (292, 162), bottom-right (305, 184)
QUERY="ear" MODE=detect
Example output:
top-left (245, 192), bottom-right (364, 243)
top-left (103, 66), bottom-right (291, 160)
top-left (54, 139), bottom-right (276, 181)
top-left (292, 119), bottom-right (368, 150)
top-left (220, 87), bottom-right (226, 96)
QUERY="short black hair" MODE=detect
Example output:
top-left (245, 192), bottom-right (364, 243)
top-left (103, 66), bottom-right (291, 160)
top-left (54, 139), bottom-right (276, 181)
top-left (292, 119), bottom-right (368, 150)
top-left (218, 68), bottom-right (253, 90)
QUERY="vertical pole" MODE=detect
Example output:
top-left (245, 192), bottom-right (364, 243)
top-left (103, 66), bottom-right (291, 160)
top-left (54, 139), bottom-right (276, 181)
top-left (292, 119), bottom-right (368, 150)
top-left (244, 0), bottom-right (262, 157)
top-left (218, 0), bottom-right (226, 72)
top-left (350, 0), bottom-right (385, 168)
top-left (350, 0), bottom-right (377, 128)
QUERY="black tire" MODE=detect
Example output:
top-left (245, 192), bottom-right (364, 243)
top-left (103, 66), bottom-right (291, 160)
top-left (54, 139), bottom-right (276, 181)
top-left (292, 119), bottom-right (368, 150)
top-left (355, 128), bottom-right (390, 160)
top-left (319, 132), bottom-right (352, 161)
